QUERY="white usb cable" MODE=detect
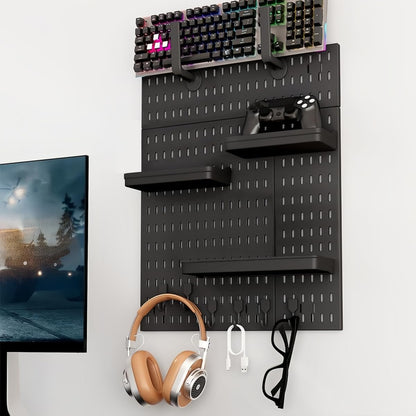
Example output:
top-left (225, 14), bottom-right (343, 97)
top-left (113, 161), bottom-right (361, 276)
top-left (226, 324), bottom-right (248, 373)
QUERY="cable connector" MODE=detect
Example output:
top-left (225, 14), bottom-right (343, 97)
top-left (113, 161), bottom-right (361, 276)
top-left (226, 324), bottom-right (248, 374)
top-left (240, 355), bottom-right (249, 373)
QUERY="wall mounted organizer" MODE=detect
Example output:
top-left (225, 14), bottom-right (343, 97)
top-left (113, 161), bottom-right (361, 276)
top-left (125, 43), bottom-right (342, 331)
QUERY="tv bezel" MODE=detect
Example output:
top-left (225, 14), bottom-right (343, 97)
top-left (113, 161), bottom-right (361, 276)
top-left (0, 155), bottom-right (88, 353)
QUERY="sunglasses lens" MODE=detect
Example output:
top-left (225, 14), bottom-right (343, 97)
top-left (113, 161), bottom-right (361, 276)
top-left (263, 366), bottom-right (284, 397)
top-left (273, 331), bottom-right (286, 353)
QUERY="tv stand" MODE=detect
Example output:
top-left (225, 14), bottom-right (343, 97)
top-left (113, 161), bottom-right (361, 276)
top-left (0, 349), bottom-right (11, 416)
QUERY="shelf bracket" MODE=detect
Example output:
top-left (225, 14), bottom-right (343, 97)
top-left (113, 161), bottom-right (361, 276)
top-left (259, 6), bottom-right (287, 80)
top-left (170, 21), bottom-right (202, 91)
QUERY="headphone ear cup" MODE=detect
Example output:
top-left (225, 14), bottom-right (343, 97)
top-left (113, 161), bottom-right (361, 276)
top-left (131, 350), bottom-right (164, 405)
top-left (163, 350), bottom-right (204, 407)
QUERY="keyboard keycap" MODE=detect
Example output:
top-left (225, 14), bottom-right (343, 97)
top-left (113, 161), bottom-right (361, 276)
top-left (235, 27), bottom-right (255, 37)
top-left (134, 52), bottom-right (149, 62)
top-left (313, 29), bottom-right (323, 45)
top-left (233, 46), bottom-right (243, 56)
top-left (222, 2), bottom-right (231, 12)
top-left (232, 36), bottom-right (255, 47)
top-left (241, 18), bottom-right (255, 27)
top-left (240, 9), bottom-right (255, 18)
top-left (143, 61), bottom-right (153, 70)
top-left (273, 41), bottom-right (284, 51)
top-left (314, 8), bottom-right (323, 26)
top-left (243, 45), bottom-right (254, 55)
top-left (230, 1), bottom-right (239, 10)
top-left (212, 50), bottom-right (222, 59)
top-left (174, 11), bottom-right (183, 19)
top-left (304, 36), bottom-right (312, 47)
top-left (133, 63), bottom-right (142, 72)
top-left (152, 60), bottom-right (162, 70)
top-left (275, 14), bottom-right (284, 24)
top-left (182, 52), bottom-right (212, 63)
top-left (286, 38), bottom-right (303, 49)
top-left (162, 58), bottom-right (172, 67)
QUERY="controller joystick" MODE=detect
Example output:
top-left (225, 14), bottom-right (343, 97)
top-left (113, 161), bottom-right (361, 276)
top-left (242, 95), bottom-right (321, 135)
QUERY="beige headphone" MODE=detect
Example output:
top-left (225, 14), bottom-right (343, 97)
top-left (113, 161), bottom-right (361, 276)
top-left (122, 293), bottom-right (210, 407)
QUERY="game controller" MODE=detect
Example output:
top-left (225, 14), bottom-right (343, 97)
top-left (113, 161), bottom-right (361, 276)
top-left (242, 95), bottom-right (322, 135)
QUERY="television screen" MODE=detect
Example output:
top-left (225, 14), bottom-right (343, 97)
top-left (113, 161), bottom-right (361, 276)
top-left (0, 156), bottom-right (88, 352)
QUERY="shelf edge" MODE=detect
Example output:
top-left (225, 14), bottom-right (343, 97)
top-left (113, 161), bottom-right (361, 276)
top-left (182, 256), bottom-right (335, 276)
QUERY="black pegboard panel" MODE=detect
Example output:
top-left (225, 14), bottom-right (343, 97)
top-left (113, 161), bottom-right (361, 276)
top-left (142, 44), bottom-right (340, 130)
top-left (136, 44), bottom-right (342, 331)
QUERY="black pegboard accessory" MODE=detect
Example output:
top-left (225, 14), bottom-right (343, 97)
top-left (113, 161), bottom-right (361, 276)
top-left (125, 44), bottom-right (342, 331)
top-left (258, 6), bottom-right (287, 78)
top-left (125, 166), bottom-right (232, 192)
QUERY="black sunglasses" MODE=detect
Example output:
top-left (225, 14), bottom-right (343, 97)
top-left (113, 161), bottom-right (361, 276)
top-left (262, 315), bottom-right (299, 409)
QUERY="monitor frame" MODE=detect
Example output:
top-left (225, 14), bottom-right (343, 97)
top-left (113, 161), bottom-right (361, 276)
top-left (0, 155), bottom-right (88, 353)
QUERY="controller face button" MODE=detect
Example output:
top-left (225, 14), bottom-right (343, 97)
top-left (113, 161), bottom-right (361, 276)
top-left (302, 103), bottom-right (308, 108)
top-left (309, 98), bottom-right (315, 103)
top-left (304, 95), bottom-right (311, 99)
top-left (297, 99), bottom-right (303, 105)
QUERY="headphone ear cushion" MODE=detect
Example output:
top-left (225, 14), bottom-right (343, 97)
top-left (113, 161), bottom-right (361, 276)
top-left (131, 350), bottom-right (164, 405)
top-left (163, 350), bottom-right (203, 407)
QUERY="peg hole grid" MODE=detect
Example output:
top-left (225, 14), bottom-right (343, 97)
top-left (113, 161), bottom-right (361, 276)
top-left (140, 45), bottom-right (341, 331)
top-left (143, 47), bottom-right (340, 130)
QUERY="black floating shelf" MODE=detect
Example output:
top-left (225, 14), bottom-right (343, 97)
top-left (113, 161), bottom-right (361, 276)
top-left (225, 128), bottom-right (337, 158)
top-left (124, 165), bottom-right (232, 192)
top-left (182, 256), bottom-right (335, 276)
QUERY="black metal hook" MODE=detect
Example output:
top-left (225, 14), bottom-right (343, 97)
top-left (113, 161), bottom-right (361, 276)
top-left (206, 298), bottom-right (217, 328)
top-left (260, 297), bottom-right (271, 328)
top-left (287, 298), bottom-right (299, 316)
top-left (259, 6), bottom-right (287, 80)
top-left (233, 298), bottom-right (244, 324)
top-left (182, 281), bottom-right (193, 310)
top-left (170, 22), bottom-right (202, 91)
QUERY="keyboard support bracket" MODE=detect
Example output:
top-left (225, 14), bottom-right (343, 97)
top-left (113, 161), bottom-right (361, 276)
top-left (171, 21), bottom-right (202, 91)
top-left (259, 6), bottom-right (287, 80)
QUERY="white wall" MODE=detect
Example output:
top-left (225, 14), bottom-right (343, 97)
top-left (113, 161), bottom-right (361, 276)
top-left (1, 0), bottom-right (416, 415)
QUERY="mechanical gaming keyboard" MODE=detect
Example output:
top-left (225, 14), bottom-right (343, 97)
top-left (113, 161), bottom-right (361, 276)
top-left (134, 0), bottom-right (327, 77)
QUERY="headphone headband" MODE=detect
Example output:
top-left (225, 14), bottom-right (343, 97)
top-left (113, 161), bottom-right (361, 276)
top-left (129, 294), bottom-right (207, 341)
